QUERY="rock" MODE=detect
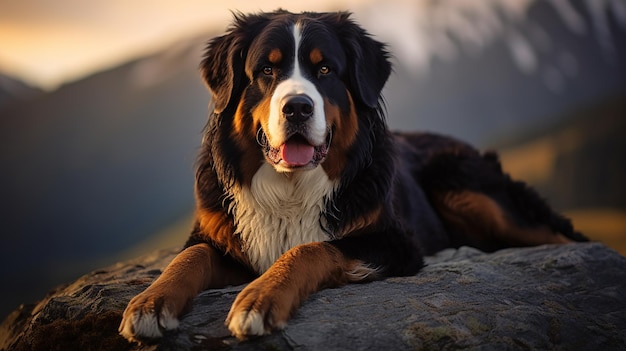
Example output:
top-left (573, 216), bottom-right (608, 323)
top-left (2, 243), bottom-right (625, 350)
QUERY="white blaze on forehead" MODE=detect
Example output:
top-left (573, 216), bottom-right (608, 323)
top-left (267, 22), bottom-right (326, 148)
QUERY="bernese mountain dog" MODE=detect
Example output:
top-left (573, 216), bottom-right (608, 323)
top-left (119, 10), bottom-right (586, 342)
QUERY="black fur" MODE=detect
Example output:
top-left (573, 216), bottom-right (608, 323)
top-left (195, 10), bottom-right (586, 277)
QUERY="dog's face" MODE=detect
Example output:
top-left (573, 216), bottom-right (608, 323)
top-left (201, 11), bottom-right (391, 176)
top-left (246, 19), bottom-right (344, 172)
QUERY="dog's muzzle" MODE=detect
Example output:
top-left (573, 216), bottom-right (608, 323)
top-left (257, 127), bottom-right (332, 171)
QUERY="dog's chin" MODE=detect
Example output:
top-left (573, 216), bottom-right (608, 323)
top-left (258, 131), bottom-right (330, 173)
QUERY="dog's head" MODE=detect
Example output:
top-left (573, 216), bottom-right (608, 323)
top-left (201, 11), bottom-right (391, 175)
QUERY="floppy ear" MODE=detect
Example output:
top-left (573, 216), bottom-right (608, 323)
top-left (334, 13), bottom-right (392, 109)
top-left (200, 32), bottom-right (246, 113)
top-left (200, 13), bottom-right (271, 113)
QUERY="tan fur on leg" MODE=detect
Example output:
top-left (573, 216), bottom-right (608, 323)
top-left (119, 243), bottom-right (252, 342)
top-left (226, 242), bottom-right (366, 339)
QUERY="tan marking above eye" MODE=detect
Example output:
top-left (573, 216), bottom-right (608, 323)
top-left (268, 48), bottom-right (282, 64)
top-left (309, 48), bottom-right (323, 65)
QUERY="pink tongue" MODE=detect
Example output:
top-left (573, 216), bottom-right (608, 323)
top-left (280, 139), bottom-right (315, 166)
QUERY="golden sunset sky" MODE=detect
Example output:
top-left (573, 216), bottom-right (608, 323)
top-left (0, 0), bottom-right (358, 90)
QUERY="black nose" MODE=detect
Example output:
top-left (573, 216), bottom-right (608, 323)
top-left (282, 95), bottom-right (314, 122)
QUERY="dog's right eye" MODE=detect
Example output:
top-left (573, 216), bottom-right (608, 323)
top-left (262, 66), bottom-right (273, 75)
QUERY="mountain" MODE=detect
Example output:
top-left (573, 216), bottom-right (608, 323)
top-left (379, 0), bottom-right (626, 146)
top-left (0, 73), bottom-right (44, 111)
top-left (0, 34), bottom-right (214, 319)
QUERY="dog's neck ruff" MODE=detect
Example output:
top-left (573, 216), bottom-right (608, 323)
top-left (230, 163), bottom-right (338, 273)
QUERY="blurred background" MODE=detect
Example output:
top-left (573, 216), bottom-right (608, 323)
top-left (1, 0), bottom-right (624, 320)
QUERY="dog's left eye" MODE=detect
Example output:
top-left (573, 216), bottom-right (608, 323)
top-left (262, 66), bottom-right (273, 75)
top-left (319, 65), bottom-right (331, 75)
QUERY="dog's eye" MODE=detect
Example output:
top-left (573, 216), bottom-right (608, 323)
top-left (262, 66), bottom-right (273, 75)
top-left (319, 65), bottom-right (331, 75)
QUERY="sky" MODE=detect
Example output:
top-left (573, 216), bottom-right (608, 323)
top-left (0, 0), bottom-right (539, 91)
top-left (0, 0), bottom-right (363, 90)
top-left (1, 0), bottom-right (623, 91)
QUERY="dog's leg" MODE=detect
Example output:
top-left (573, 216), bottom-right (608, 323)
top-left (421, 149), bottom-right (587, 251)
top-left (432, 190), bottom-right (579, 251)
top-left (119, 243), bottom-right (252, 343)
top-left (226, 241), bottom-right (371, 340)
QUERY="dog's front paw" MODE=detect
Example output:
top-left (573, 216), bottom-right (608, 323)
top-left (119, 290), bottom-right (181, 343)
top-left (226, 278), bottom-right (293, 340)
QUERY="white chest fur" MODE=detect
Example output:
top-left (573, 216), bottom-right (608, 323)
top-left (230, 164), bottom-right (337, 273)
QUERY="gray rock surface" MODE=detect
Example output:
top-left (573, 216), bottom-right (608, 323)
top-left (2, 242), bottom-right (625, 350)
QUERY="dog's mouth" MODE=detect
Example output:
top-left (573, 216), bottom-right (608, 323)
top-left (257, 129), bottom-right (332, 170)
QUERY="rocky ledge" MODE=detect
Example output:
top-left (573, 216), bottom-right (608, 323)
top-left (1, 242), bottom-right (625, 350)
